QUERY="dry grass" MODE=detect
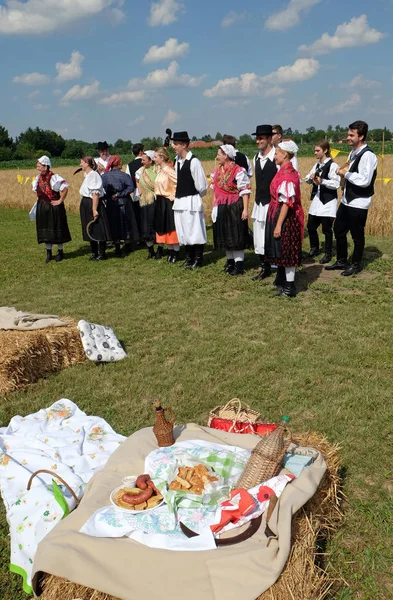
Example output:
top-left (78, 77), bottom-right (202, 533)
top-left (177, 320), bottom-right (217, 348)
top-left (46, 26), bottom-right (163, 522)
top-left (0, 322), bottom-right (85, 395)
top-left (0, 157), bottom-right (392, 236)
top-left (38, 431), bottom-right (342, 600)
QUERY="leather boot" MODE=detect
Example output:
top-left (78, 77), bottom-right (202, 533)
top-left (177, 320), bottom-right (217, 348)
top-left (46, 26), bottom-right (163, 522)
top-left (114, 243), bottom-right (124, 258)
top-left (319, 253), bottom-right (332, 265)
top-left (45, 249), bottom-right (53, 263)
top-left (147, 245), bottom-right (156, 259)
top-left (325, 260), bottom-right (347, 271)
top-left (228, 260), bottom-right (244, 276)
top-left (223, 258), bottom-right (235, 272)
top-left (252, 257), bottom-right (271, 280)
top-left (171, 250), bottom-right (180, 263)
top-left (96, 242), bottom-right (107, 261)
top-left (277, 281), bottom-right (296, 298)
top-left (273, 266), bottom-right (286, 289)
top-left (155, 245), bottom-right (164, 260)
top-left (167, 249), bottom-right (174, 263)
top-left (180, 246), bottom-right (194, 268)
top-left (189, 245), bottom-right (204, 269)
top-left (55, 249), bottom-right (64, 262)
top-left (308, 247), bottom-right (321, 258)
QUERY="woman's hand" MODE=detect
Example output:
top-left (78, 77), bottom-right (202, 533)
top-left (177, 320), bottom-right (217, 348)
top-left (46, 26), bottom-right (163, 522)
top-left (274, 225), bottom-right (281, 239)
top-left (51, 199), bottom-right (62, 206)
top-left (93, 209), bottom-right (99, 220)
top-left (241, 209), bottom-right (248, 221)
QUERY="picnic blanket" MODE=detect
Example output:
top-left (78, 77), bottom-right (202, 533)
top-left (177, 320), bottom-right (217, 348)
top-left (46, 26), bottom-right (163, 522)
top-left (0, 307), bottom-right (67, 330)
top-left (32, 424), bottom-right (327, 600)
top-left (0, 399), bottom-right (125, 594)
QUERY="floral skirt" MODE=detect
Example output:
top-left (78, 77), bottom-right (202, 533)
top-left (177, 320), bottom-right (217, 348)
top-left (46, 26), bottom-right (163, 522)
top-left (265, 202), bottom-right (302, 267)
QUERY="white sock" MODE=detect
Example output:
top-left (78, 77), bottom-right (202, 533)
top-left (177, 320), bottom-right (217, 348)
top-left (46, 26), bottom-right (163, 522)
top-left (226, 250), bottom-right (234, 260)
top-left (146, 241), bottom-right (154, 247)
top-left (45, 243), bottom-right (52, 250)
top-left (285, 267), bottom-right (296, 282)
top-left (168, 244), bottom-right (173, 250)
top-left (233, 250), bottom-right (244, 262)
top-left (173, 244), bottom-right (180, 251)
top-left (58, 244), bottom-right (63, 251)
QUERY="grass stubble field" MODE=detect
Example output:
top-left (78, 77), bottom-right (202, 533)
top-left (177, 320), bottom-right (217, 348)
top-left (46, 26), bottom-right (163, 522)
top-left (0, 158), bottom-right (393, 599)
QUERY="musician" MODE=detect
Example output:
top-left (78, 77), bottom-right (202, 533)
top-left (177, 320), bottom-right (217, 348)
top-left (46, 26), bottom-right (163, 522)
top-left (326, 120), bottom-right (377, 276)
top-left (305, 141), bottom-right (340, 264)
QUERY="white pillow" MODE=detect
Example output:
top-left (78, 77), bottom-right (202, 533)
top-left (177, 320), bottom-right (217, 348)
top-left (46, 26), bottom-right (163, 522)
top-left (77, 320), bottom-right (127, 362)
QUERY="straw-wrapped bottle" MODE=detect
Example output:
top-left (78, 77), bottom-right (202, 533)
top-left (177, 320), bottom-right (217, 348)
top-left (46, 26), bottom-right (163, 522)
top-left (152, 402), bottom-right (175, 447)
top-left (236, 416), bottom-right (291, 489)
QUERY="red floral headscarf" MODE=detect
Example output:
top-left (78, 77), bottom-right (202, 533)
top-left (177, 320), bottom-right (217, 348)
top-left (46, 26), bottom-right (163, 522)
top-left (105, 155), bottom-right (123, 172)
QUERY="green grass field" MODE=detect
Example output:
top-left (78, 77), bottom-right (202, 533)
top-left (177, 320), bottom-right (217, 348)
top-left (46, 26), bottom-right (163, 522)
top-left (1, 207), bottom-right (393, 599)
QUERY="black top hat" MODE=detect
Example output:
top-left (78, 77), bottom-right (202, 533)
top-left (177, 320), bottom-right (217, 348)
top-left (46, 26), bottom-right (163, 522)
top-left (251, 125), bottom-right (273, 137)
top-left (97, 141), bottom-right (109, 150)
top-left (170, 131), bottom-right (190, 142)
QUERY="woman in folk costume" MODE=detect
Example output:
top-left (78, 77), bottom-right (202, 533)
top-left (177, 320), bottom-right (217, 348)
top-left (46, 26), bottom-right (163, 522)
top-left (153, 146), bottom-right (180, 263)
top-left (305, 140), bottom-right (340, 264)
top-left (171, 131), bottom-right (208, 270)
top-left (135, 150), bottom-right (159, 259)
top-left (102, 155), bottom-right (139, 257)
top-left (79, 156), bottom-right (111, 261)
top-left (33, 155), bottom-right (71, 263)
top-left (265, 141), bottom-right (304, 298)
top-left (211, 144), bottom-right (251, 275)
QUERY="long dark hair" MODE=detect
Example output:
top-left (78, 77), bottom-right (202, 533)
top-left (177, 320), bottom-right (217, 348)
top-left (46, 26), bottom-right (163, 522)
top-left (82, 155), bottom-right (97, 170)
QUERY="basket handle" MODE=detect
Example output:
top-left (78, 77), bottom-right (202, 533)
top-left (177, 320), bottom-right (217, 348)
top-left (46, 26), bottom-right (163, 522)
top-left (27, 469), bottom-right (80, 506)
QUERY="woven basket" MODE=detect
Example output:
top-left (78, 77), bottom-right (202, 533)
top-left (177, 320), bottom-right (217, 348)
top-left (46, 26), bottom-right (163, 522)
top-left (237, 423), bottom-right (292, 489)
top-left (208, 398), bottom-right (261, 432)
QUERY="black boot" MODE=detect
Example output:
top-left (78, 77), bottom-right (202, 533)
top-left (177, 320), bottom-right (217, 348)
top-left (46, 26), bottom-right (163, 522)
top-left (123, 242), bottom-right (133, 254)
top-left (189, 245), bottom-right (204, 269)
top-left (167, 249), bottom-right (174, 263)
top-left (223, 258), bottom-right (235, 272)
top-left (252, 256), bottom-right (271, 280)
top-left (228, 260), bottom-right (244, 276)
top-left (96, 242), bottom-right (107, 261)
top-left (320, 253), bottom-right (332, 265)
top-left (308, 247), bottom-right (321, 258)
top-left (146, 245), bottom-right (156, 259)
top-left (273, 266), bottom-right (286, 289)
top-left (89, 241), bottom-right (98, 260)
top-left (180, 246), bottom-right (194, 268)
top-left (170, 250), bottom-right (180, 263)
top-left (277, 281), bottom-right (296, 298)
top-left (155, 245), bottom-right (164, 260)
top-left (55, 249), bottom-right (64, 262)
top-left (341, 263), bottom-right (362, 276)
top-left (325, 260), bottom-right (347, 271)
top-left (45, 249), bottom-right (53, 263)
top-left (114, 243), bottom-right (124, 258)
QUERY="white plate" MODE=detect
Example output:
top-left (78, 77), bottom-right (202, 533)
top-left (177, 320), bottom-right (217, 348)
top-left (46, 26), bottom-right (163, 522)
top-left (110, 485), bottom-right (165, 514)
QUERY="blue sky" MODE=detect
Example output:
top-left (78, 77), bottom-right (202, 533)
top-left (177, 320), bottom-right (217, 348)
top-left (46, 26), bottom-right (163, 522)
top-left (1, 0), bottom-right (393, 142)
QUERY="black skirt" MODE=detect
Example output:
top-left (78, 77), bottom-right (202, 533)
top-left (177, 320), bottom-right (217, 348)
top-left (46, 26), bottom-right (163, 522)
top-left (105, 197), bottom-right (139, 242)
top-left (139, 202), bottom-right (156, 240)
top-left (80, 196), bottom-right (111, 242)
top-left (213, 197), bottom-right (248, 250)
top-left (154, 194), bottom-right (176, 235)
top-left (36, 199), bottom-right (71, 245)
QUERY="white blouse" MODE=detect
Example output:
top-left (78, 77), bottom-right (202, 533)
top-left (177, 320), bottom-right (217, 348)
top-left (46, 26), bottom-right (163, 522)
top-left (305, 159), bottom-right (340, 218)
top-left (79, 170), bottom-right (104, 198)
top-left (32, 173), bottom-right (69, 193)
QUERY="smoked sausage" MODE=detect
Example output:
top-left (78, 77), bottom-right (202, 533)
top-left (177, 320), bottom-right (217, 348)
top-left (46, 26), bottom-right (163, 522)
top-left (121, 487), bottom-right (153, 505)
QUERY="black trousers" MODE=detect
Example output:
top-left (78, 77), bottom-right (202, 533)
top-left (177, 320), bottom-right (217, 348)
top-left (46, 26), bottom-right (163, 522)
top-left (334, 203), bottom-right (368, 264)
top-left (307, 214), bottom-right (334, 253)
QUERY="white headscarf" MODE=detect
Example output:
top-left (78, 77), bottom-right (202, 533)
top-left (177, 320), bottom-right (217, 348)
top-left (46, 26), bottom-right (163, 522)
top-left (144, 150), bottom-right (155, 161)
top-left (37, 155), bottom-right (52, 168)
top-left (220, 144), bottom-right (236, 160)
top-left (278, 141), bottom-right (298, 155)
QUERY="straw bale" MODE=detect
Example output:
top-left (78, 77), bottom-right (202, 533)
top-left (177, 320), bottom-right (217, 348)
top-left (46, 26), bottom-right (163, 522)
top-left (38, 432), bottom-right (343, 600)
top-left (0, 321), bottom-right (85, 395)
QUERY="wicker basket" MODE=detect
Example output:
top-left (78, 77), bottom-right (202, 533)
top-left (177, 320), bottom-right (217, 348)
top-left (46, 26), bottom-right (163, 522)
top-left (236, 422), bottom-right (292, 489)
top-left (208, 398), bottom-right (261, 432)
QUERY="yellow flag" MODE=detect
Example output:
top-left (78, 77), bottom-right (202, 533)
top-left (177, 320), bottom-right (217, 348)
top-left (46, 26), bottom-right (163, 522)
top-left (378, 154), bottom-right (385, 159)
top-left (24, 177), bottom-right (30, 184)
top-left (330, 149), bottom-right (341, 159)
top-left (17, 174), bottom-right (23, 184)
top-left (383, 178), bottom-right (393, 185)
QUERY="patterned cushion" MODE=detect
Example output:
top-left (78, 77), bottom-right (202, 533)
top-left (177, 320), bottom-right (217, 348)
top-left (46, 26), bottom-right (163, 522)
top-left (77, 320), bottom-right (127, 362)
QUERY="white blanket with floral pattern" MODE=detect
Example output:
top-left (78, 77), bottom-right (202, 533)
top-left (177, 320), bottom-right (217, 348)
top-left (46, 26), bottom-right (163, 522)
top-left (0, 399), bottom-right (125, 595)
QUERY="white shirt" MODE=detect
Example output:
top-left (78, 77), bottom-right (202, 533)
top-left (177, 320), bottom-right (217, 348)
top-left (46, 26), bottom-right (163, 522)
top-left (253, 146), bottom-right (277, 171)
top-left (79, 170), bottom-right (104, 198)
top-left (173, 151), bottom-right (208, 212)
top-left (305, 158), bottom-right (340, 218)
top-left (95, 155), bottom-right (111, 174)
top-left (341, 145), bottom-right (377, 210)
top-left (32, 173), bottom-right (69, 193)
top-left (278, 182), bottom-right (295, 204)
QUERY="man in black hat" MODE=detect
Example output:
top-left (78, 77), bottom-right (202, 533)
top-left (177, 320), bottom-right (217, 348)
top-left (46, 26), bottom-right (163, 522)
top-left (250, 124), bottom-right (277, 281)
top-left (95, 141), bottom-right (111, 174)
top-left (171, 131), bottom-right (208, 269)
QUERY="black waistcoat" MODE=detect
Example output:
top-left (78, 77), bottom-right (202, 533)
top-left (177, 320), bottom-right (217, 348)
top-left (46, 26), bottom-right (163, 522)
top-left (254, 154), bottom-right (276, 206)
top-left (311, 159), bottom-right (338, 205)
top-left (345, 146), bottom-right (377, 203)
top-left (235, 151), bottom-right (248, 171)
top-left (176, 155), bottom-right (198, 198)
top-left (127, 158), bottom-right (142, 187)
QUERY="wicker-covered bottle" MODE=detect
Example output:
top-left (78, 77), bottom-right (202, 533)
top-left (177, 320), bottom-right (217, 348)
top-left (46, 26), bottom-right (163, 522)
top-left (153, 402), bottom-right (175, 447)
top-left (236, 416), bottom-right (291, 489)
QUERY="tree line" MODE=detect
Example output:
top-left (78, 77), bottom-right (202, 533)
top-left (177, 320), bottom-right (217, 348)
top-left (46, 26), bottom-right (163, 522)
top-left (0, 123), bottom-right (391, 162)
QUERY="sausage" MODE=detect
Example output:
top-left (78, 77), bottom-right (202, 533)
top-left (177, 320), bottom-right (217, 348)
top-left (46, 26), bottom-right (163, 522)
top-left (146, 479), bottom-right (160, 495)
top-left (136, 474), bottom-right (150, 490)
top-left (122, 487), bottom-right (153, 505)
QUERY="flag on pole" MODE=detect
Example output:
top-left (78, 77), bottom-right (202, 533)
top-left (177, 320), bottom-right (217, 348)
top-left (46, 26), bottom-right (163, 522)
top-left (330, 149), bottom-right (341, 159)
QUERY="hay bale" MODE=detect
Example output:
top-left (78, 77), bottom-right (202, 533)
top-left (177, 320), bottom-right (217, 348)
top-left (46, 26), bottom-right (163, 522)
top-left (38, 432), bottom-right (343, 600)
top-left (0, 322), bottom-right (85, 395)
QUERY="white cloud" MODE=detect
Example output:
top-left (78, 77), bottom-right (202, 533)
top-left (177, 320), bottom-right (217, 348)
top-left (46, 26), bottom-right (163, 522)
top-left (128, 61), bottom-right (204, 90)
top-left (148, 0), bottom-right (183, 26)
top-left (222, 99), bottom-right (250, 108)
top-left (221, 11), bottom-right (247, 28)
top-left (53, 89), bottom-right (62, 95)
top-left (127, 116), bottom-right (145, 126)
top-left (56, 51), bottom-right (84, 82)
top-left (60, 80), bottom-right (100, 105)
top-left (27, 89), bottom-right (40, 99)
top-left (162, 109), bottom-right (179, 127)
top-left (143, 38), bottom-right (189, 63)
top-left (33, 104), bottom-right (49, 110)
top-left (263, 85), bottom-right (286, 98)
top-left (0, 0), bottom-right (121, 35)
top-left (204, 58), bottom-right (319, 97)
top-left (109, 7), bottom-right (125, 24)
top-left (13, 72), bottom-right (50, 85)
top-left (99, 90), bottom-right (145, 105)
top-left (341, 74), bottom-right (381, 89)
top-left (265, 0), bottom-right (321, 31)
top-left (299, 15), bottom-right (386, 56)
top-left (330, 93), bottom-right (361, 114)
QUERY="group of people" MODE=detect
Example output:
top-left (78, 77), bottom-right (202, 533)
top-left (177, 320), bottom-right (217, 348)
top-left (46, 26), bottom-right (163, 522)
top-left (32, 120), bottom-right (377, 298)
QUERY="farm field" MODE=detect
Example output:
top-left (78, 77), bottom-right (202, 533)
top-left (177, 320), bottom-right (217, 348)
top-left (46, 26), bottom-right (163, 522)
top-left (0, 161), bottom-right (393, 598)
